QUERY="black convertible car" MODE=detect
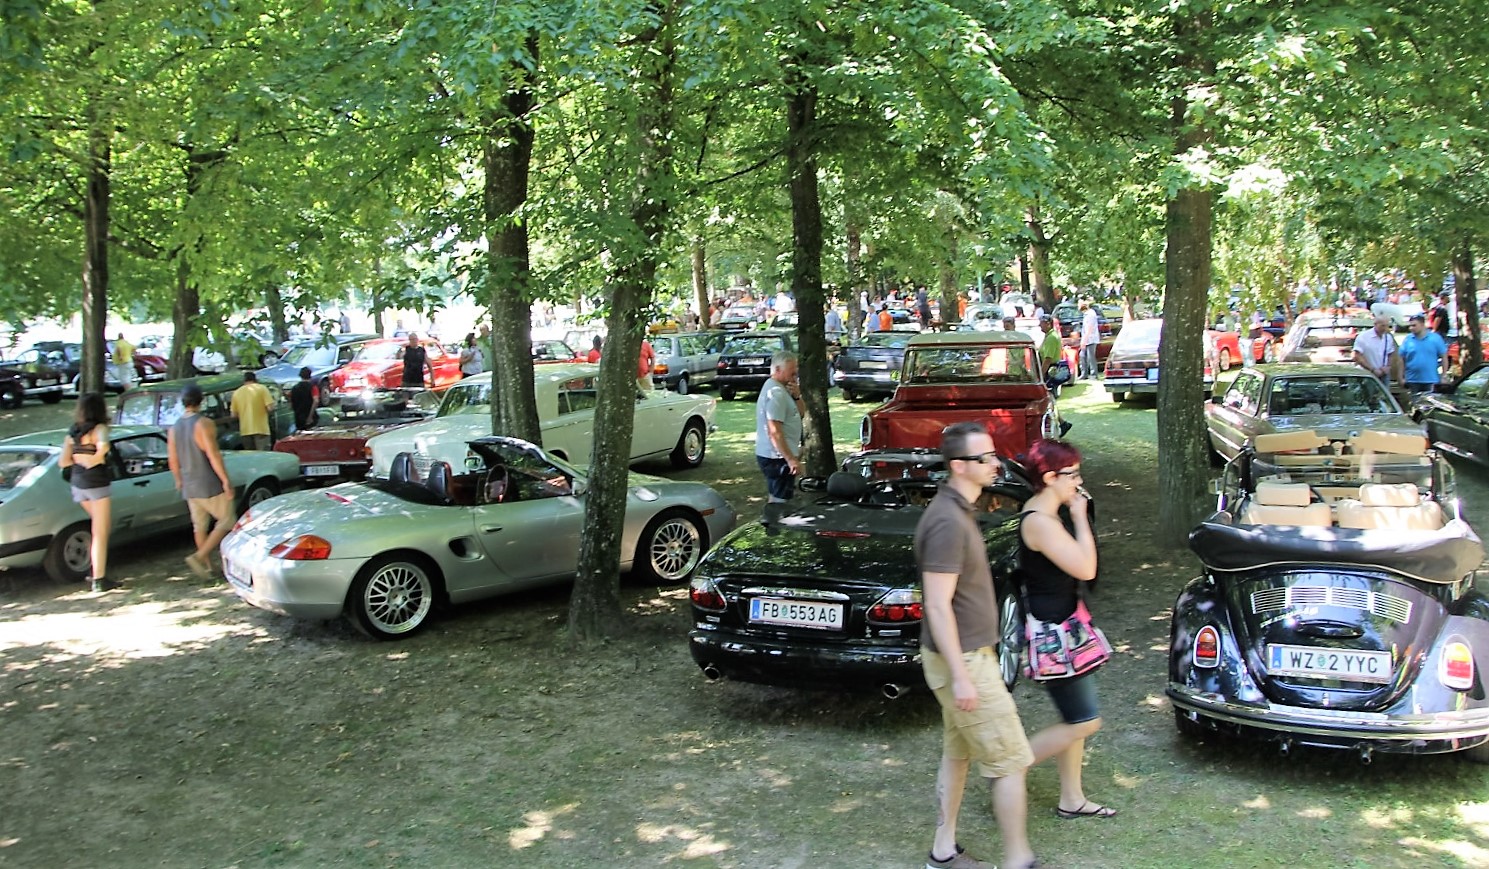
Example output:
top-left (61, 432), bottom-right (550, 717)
top-left (1171, 428), bottom-right (1489, 762)
top-left (1414, 363), bottom-right (1489, 466)
top-left (688, 454), bottom-right (1033, 697)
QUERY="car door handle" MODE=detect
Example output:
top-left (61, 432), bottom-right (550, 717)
top-left (481, 525), bottom-right (502, 533)
top-left (134, 480), bottom-right (149, 487)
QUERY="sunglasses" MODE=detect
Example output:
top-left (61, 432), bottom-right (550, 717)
top-left (952, 452), bottom-right (1000, 465)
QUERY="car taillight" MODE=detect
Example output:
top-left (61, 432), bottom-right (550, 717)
top-left (1193, 625), bottom-right (1220, 668)
top-left (717, 360), bottom-right (728, 371)
top-left (269, 535), bottom-right (333, 560)
top-left (653, 363), bottom-right (668, 375)
top-left (231, 508), bottom-right (253, 533)
top-left (1440, 639), bottom-right (1474, 690)
top-left (689, 576), bottom-right (726, 611)
top-left (860, 416), bottom-right (871, 445)
top-left (868, 588), bottom-right (923, 625)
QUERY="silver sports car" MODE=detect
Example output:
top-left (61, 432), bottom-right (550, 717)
top-left (0, 426), bottom-right (301, 582)
top-left (221, 436), bottom-right (738, 639)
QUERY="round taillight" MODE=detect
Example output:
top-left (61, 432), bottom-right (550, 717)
top-left (1194, 625), bottom-right (1220, 668)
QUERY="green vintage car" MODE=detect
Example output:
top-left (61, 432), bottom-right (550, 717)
top-left (0, 426), bottom-right (301, 583)
top-left (114, 373), bottom-right (300, 450)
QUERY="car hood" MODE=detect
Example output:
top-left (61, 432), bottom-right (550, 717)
top-left (1266, 414), bottom-right (1417, 437)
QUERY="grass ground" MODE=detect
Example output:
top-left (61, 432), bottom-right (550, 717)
top-left (0, 381), bottom-right (1486, 868)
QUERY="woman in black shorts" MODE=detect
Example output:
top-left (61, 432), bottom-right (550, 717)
top-left (60, 393), bottom-right (118, 592)
top-left (1018, 438), bottom-right (1115, 819)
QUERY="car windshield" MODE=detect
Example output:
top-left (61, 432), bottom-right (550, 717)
top-left (903, 345), bottom-right (1039, 384)
top-left (1301, 325), bottom-right (1366, 348)
top-left (856, 333), bottom-right (913, 349)
top-left (723, 306), bottom-right (754, 319)
top-left (282, 344), bottom-right (338, 367)
top-left (437, 382), bottom-right (492, 417)
top-left (355, 343), bottom-right (404, 362)
top-left (0, 449), bottom-right (47, 490)
top-left (117, 393), bottom-right (158, 425)
top-left (1268, 377), bottom-right (1397, 415)
top-left (723, 336), bottom-right (784, 355)
top-left (1112, 320), bottom-right (1162, 353)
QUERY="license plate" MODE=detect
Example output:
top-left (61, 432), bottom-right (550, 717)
top-left (304, 465), bottom-right (340, 477)
top-left (38, 379), bottom-right (57, 386)
top-left (223, 557), bottom-right (250, 590)
top-left (859, 360), bottom-right (888, 370)
top-left (1145, 368), bottom-right (1159, 382)
top-left (1266, 644), bottom-right (1392, 683)
top-left (739, 357), bottom-right (766, 366)
top-left (749, 597), bottom-right (843, 630)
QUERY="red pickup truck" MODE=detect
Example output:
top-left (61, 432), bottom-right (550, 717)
top-left (859, 331), bottom-right (1062, 460)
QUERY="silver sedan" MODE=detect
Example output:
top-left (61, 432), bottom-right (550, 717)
top-left (221, 436), bottom-right (738, 639)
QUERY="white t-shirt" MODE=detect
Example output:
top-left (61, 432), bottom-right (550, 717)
top-left (1352, 329), bottom-right (1397, 374)
top-left (1080, 308), bottom-right (1100, 347)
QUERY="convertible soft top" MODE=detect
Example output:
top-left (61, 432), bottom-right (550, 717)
top-left (1189, 515), bottom-right (1484, 584)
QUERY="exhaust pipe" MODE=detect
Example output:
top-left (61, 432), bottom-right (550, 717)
top-left (1277, 737), bottom-right (1293, 758)
top-left (1357, 745), bottom-right (1374, 766)
top-left (701, 664), bottom-right (723, 683)
top-left (881, 683), bottom-right (908, 700)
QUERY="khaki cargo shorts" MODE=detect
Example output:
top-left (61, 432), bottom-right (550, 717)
top-left (922, 647), bottom-right (1034, 778)
top-left (187, 491), bottom-right (235, 534)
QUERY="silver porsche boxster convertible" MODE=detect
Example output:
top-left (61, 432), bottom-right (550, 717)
top-left (221, 436), bottom-right (737, 639)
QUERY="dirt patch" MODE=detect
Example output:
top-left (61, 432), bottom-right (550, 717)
top-left (2, 385), bottom-right (1486, 868)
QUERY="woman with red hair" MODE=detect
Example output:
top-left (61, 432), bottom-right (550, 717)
top-left (1017, 438), bottom-right (1116, 820)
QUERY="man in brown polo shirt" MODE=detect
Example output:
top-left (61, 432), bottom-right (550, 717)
top-left (915, 421), bottom-right (1036, 869)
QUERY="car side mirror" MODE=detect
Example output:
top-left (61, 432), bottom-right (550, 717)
top-left (570, 478), bottom-right (588, 497)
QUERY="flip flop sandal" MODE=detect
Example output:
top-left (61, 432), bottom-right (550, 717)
top-left (1056, 802), bottom-right (1117, 820)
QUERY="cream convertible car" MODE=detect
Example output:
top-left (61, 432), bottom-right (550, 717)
top-left (221, 437), bottom-right (738, 639)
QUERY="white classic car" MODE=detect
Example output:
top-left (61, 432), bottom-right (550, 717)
top-left (366, 362), bottom-right (715, 478)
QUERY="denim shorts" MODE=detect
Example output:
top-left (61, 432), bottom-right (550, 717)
top-left (1044, 671), bottom-right (1100, 724)
top-left (71, 485), bottom-right (111, 503)
top-left (756, 455), bottom-right (796, 501)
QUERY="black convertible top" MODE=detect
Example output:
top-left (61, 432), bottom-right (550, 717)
top-left (1189, 515), bottom-right (1484, 584)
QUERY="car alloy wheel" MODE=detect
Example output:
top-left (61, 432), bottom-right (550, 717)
top-left (0, 384), bottom-right (21, 409)
top-left (44, 522), bottom-right (92, 583)
top-left (671, 421), bottom-right (707, 469)
top-left (675, 374), bottom-right (689, 395)
top-left (999, 593), bottom-right (1024, 691)
top-left (637, 509), bottom-right (704, 583)
top-left (239, 481), bottom-right (279, 513)
top-left (348, 555), bottom-right (437, 639)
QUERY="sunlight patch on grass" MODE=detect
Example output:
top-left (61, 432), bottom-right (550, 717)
top-left (1243, 794), bottom-right (1272, 810)
top-left (507, 803), bottom-right (577, 850)
top-left (1141, 694), bottom-right (1169, 709)
top-left (634, 822), bottom-right (730, 859)
top-left (1362, 806), bottom-right (1416, 828)
top-left (0, 597), bottom-right (255, 664)
top-left (1296, 806), bottom-right (1332, 820)
top-left (1396, 836), bottom-right (1489, 865)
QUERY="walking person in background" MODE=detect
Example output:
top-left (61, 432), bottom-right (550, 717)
top-left (289, 367), bottom-right (317, 432)
top-left (637, 337), bottom-right (656, 390)
top-left (1017, 439), bottom-right (1117, 822)
top-left (459, 332), bottom-right (485, 376)
top-left (111, 332), bottom-right (136, 389)
top-left (59, 393), bottom-right (118, 592)
top-left (917, 422), bottom-right (1036, 869)
top-left (1078, 301), bottom-right (1100, 380)
top-left (917, 285), bottom-right (933, 328)
top-left (168, 383), bottom-right (235, 579)
top-left (229, 370), bottom-right (275, 450)
top-left (755, 351), bottom-right (803, 504)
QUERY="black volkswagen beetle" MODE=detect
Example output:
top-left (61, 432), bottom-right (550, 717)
top-left (1171, 428), bottom-right (1489, 762)
top-left (688, 452), bottom-right (1033, 697)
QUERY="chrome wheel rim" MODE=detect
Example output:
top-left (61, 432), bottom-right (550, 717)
top-left (999, 595), bottom-right (1022, 688)
top-left (683, 427), bottom-right (705, 464)
top-left (246, 486), bottom-right (274, 507)
top-left (363, 563), bottom-right (433, 634)
top-left (63, 530), bottom-right (92, 575)
top-left (649, 517), bottom-right (702, 581)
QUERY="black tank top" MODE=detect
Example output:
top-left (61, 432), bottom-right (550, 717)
top-left (68, 423), bottom-right (111, 490)
top-left (1017, 510), bottom-right (1080, 622)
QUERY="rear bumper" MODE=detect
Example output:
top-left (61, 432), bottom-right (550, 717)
top-left (689, 626), bottom-right (922, 690)
top-left (715, 373), bottom-right (769, 392)
top-left (1168, 682), bottom-right (1489, 753)
top-left (833, 370), bottom-right (898, 395)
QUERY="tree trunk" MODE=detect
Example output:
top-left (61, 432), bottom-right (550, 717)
top-left (483, 38), bottom-right (542, 445)
top-left (845, 219), bottom-right (863, 339)
top-left (168, 259), bottom-right (199, 379)
top-left (691, 236), bottom-right (708, 326)
top-left (1155, 26), bottom-right (1214, 549)
top-left (267, 284), bottom-right (288, 343)
top-left (80, 101), bottom-right (110, 395)
top-left (1025, 203), bottom-right (1054, 312)
top-left (785, 47), bottom-right (835, 477)
top-left (938, 234), bottom-right (958, 331)
top-left (570, 6), bottom-right (675, 641)
top-left (1453, 248), bottom-right (1481, 372)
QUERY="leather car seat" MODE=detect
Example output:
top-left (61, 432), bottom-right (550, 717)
top-left (390, 451), bottom-right (415, 484)
top-left (425, 461), bottom-right (453, 504)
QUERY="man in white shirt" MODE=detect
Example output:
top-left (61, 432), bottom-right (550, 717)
top-left (1352, 315), bottom-right (1403, 385)
top-left (1079, 301), bottom-right (1101, 380)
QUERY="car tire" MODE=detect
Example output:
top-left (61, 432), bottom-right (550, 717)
top-left (1463, 740), bottom-right (1489, 764)
top-left (318, 378), bottom-right (333, 407)
top-left (1110, 391), bottom-right (1126, 403)
top-left (345, 553), bottom-right (439, 640)
top-left (239, 480), bottom-right (279, 514)
top-left (998, 592), bottom-right (1024, 692)
top-left (43, 521), bottom-right (92, 584)
top-left (675, 374), bottom-right (689, 395)
top-left (0, 384), bottom-right (22, 409)
top-left (670, 420), bottom-right (707, 469)
top-left (41, 391), bottom-right (63, 404)
top-left (840, 387), bottom-right (856, 403)
top-left (633, 508), bottom-right (706, 584)
top-left (719, 386), bottom-right (737, 401)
